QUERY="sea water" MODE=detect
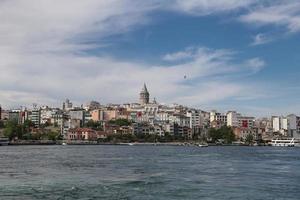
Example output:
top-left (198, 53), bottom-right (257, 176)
top-left (0, 145), bottom-right (299, 200)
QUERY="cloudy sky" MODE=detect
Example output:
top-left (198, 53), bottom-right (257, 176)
top-left (0, 0), bottom-right (300, 117)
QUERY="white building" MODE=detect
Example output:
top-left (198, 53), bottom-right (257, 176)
top-left (227, 111), bottom-right (255, 128)
top-left (186, 109), bottom-right (203, 129)
top-left (272, 116), bottom-right (289, 136)
top-left (169, 114), bottom-right (190, 127)
top-left (28, 109), bottom-right (41, 127)
top-left (227, 111), bottom-right (240, 127)
top-left (210, 110), bottom-right (227, 125)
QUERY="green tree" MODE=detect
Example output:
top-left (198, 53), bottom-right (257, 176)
top-left (23, 120), bottom-right (34, 133)
top-left (85, 120), bottom-right (103, 130)
top-left (109, 119), bottom-right (132, 126)
top-left (245, 134), bottom-right (254, 145)
top-left (4, 120), bottom-right (21, 140)
top-left (0, 120), bottom-right (4, 128)
top-left (208, 126), bottom-right (235, 144)
top-left (47, 131), bottom-right (60, 141)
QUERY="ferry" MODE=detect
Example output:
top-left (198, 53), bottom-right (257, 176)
top-left (0, 138), bottom-right (9, 146)
top-left (271, 138), bottom-right (298, 147)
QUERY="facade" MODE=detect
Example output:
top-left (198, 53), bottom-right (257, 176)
top-left (85, 101), bottom-right (101, 111)
top-left (62, 99), bottom-right (73, 111)
top-left (169, 114), bottom-right (190, 127)
top-left (29, 109), bottom-right (41, 127)
top-left (69, 109), bottom-right (85, 126)
top-left (233, 127), bottom-right (259, 141)
top-left (1, 109), bottom-right (9, 121)
top-left (272, 116), bottom-right (288, 135)
top-left (186, 109), bottom-right (202, 129)
top-left (210, 110), bottom-right (227, 128)
top-left (227, 111), bottom-right (240, 127)
top-left (67, 128), bottom-right (98, 141)
top-left (40, 108), bottom-right (53, 125)
top-left (287, 114), bottom-right (300, 139)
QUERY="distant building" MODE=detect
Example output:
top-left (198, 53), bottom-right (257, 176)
top-left (1, 109), bottom-right (9, 121)
top-left (286, 114), bottom-right (300, 139)
top-left (272, 116), bottom-right (288, 135)
top-left (139, 83), bottom-right (150, 105)
top-left (29, 109), bottom-right (41, 127)
top-left (69, 109), bottom-right (85, 126)
top-left (186, 109), bottom-right (202, 129)
top-left (62, 99), bottom-right (73, 111)
top-left (210, 110), bottom-right (227, 128)
top-left (85, 101), bottom-right (101, 111)
top-left (227, 111), bottom-right (255, 128)
top-left (67, 128), bottom-right (98, 141)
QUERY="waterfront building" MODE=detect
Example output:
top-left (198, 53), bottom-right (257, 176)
top-left (50, 109), bottom-right (64, 127)
top-left (227, 111), bottom-right (255, 129)
top-left (28, 109), bottom-right (41, 127)
top-left (84, 111), bottom-right (92, 124)
top-left (62, 119), bottom-right (81, 138)
top-left (169, 113), bottom-right (190, 127)
top-left (287, 114), bottom-right (300, 139)
top-left (186, 109), bottom-right (203, 129)
top-left (227, 111), bottom-right (240, 127)
top-left (8, 110), bottom-right (27, 124)
top-left (67, 128), bottom-right (98, 141)
top-left (40, 107), bottom-right (53, 125)
top-left (69, 109), bottom-right (85, 126)
top-left (233, 127), bottom-right (258, 141)
top-left (210, 110), bottom-right (227, 128)
top-left (272, 116), bottom-right (288, 136)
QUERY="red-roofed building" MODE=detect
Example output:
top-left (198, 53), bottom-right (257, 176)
top-left (67, 128), bottom-right (97, 141)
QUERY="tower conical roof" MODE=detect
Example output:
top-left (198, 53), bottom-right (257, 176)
top-left (141, 83), bottom-right (149, 94)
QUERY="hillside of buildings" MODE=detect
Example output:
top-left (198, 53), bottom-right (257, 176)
top-left (0, 84), bottom-right (299, 145)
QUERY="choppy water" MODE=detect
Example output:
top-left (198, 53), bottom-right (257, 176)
top-left (0, 145), bottom-right (300, 200)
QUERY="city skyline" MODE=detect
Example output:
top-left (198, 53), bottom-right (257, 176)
top-left (0, 82), bottom-right (298, 120)
top-left (0, 1), bottom-right (300, 117)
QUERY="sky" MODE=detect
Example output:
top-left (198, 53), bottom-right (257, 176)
top-left (0, 0), bottom-right (300, 117)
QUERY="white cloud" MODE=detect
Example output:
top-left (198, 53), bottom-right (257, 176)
top-left (171, 0), bottom-right (258, 15)
top-left (0, 0), bottom-right (268, 110)
top-left (245, 57), bottom-right (266, 73)
top-left (162, 48), bottom-right (194, 62)
top-left (251, 33), bottom-right (273, 46)
top-left (240, 1), bottom-right (300, 33)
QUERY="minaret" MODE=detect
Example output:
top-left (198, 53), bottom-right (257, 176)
top-left (139, 83), bottom-right (150, 105)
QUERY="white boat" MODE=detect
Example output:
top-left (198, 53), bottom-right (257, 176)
top-left (271, 138), bottom-right (296, 147)
top-left (62, 142), bottom-right (67, 145)
top-left (0, 138), bottom-right (9, 146)
top-left (198, 143), bottom-right (209, 147)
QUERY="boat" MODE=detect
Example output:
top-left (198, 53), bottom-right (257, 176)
top-left (271, 138), bottom-right (296, 147)
top-left (0, 138), bottom-right (9, 146)
top-left (62, 142), bottom-right (67, 145)
top-left (198, 143), bottom-right (209, 147)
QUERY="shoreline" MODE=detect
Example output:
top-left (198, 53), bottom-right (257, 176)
top-left (2, 140), bottom-right (272, 147)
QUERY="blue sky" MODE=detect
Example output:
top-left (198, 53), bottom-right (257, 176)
top-left (0, 0), bottom-right (300, 117)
